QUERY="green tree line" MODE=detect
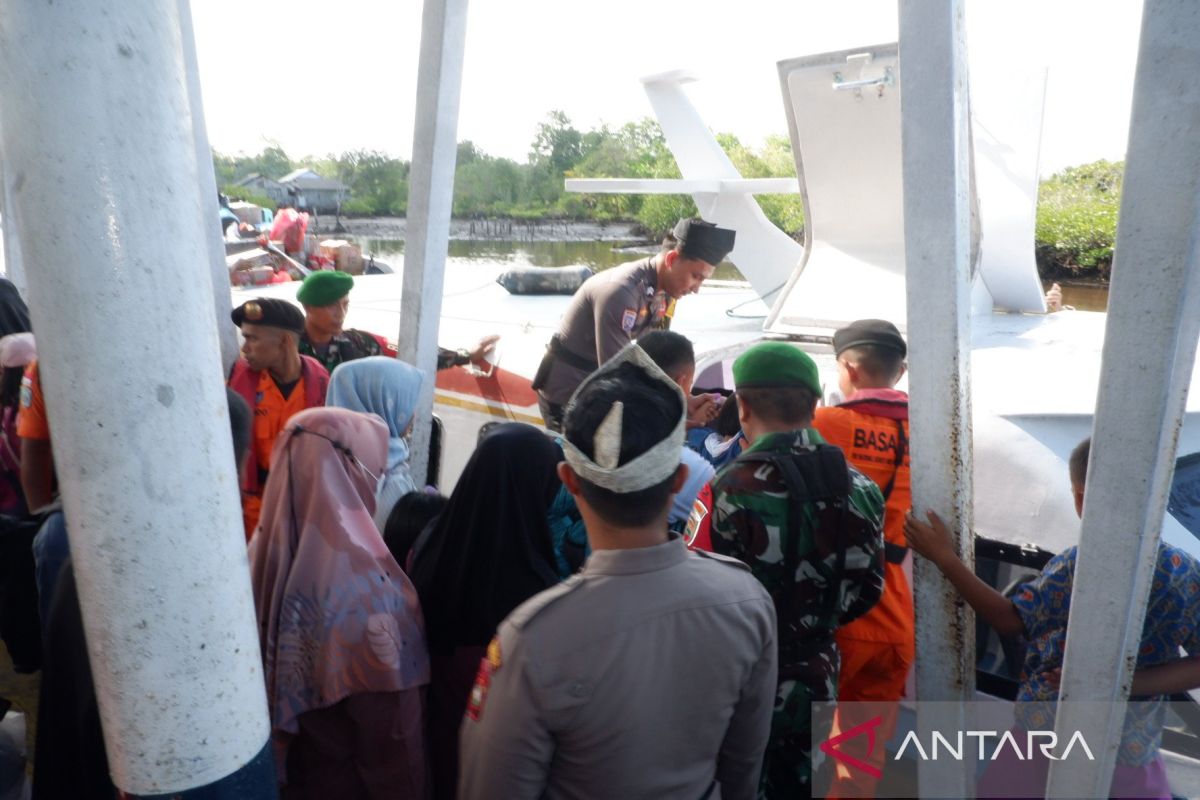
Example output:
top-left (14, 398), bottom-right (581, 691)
top-left (215, 113), bottom-right (1120, 280)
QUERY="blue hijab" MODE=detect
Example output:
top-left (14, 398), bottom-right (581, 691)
top-left (327, 356), bottom-right (426, 527)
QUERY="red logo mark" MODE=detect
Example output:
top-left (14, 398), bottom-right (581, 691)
top-left (820, 715), bottom-right (884, 779)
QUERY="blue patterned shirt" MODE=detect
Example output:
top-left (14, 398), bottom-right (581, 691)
top-left (1011, 543), bottom-right (1200, 764)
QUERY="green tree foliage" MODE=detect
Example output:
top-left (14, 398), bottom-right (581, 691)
top-left (1035, 159), bottom-right (1121, 278)
top-left (219, 184), bottom-right (274, 210)
top-left (213, 143), bottom-right (293, 187)
top-left (213, 129), bottom-right (1121, 283)
top-left (331, 149), bottom-right (409, 216)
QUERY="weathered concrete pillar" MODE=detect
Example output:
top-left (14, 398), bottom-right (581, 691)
top-left (1047, 1), bottom-right (1200, 796)
top-left (0, 1), bottom-right (274, 796)
top-left (899, 0), bottom-right (976, 796)
top-left (0, 155), bottom-right (26, 296)
top-left (398, 0), bottom-right (470, 485)
top-left (177, 0), bottom-right (240, 373)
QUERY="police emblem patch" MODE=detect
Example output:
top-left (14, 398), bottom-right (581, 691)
top-left (467, 636), bottom-right (503, 721)
top-left (621, 308), bottom-right (637, 333)
top-left (684, 500), bottom-right (708, 547)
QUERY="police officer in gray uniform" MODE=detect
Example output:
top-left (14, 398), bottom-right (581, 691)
top-left (532, 217), bottom-right (736, 431)
top-left (460, 344), bottom-right (777, 800)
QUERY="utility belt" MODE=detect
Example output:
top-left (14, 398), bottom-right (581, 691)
top-left (884, 541), bottom-right (909, 565)
top-left (531, 335), bottom-right (599, 392)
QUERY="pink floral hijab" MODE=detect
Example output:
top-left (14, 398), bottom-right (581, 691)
top-left (248, 407), bottom-right (430, 739)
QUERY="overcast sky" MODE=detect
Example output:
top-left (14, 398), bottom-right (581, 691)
top-left (191, 0), bottom-right (1144, 176)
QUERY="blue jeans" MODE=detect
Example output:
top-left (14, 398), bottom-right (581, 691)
top-left (31, 511), bottom-right (69, 626)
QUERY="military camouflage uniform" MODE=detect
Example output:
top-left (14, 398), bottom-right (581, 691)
top-left (300, 329), bottom-right (464, 374)
top-left (710, 428), bottom-right (885, 799)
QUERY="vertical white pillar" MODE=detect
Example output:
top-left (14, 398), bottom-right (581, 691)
top-left (899, 0), bottom-right (976, 797)
top-left (0, 2), bottom-right (273, 796)
top-left (0, 156), bottom-right (27, 296)
top-left (399, 0), bottom-right (469, 486)
top-left (1047, 2), bottom-right (1200, 797)
top-left (177, 0), bottom-right (239, 374)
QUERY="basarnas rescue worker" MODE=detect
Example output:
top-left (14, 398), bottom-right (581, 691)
top-left (906, 436), bottom-right (1200, 799)
top-left (459, 343), bottom-right (778, 800)
top-left (708, 342), bottom-right (885, 800)
top-left (532, 217), bottom-right (735, 431)
top-left (228, 298), bottom-right (329, 540)
top-left (812, 319), bottom-right (913, 798)
top-left (296, 270), bottom-right (499, 374)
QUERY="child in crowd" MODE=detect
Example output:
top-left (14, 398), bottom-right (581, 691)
top-left (905, 437), bottom-right (1200, 799)
top-left (383, 490), bottom-right (448, 573)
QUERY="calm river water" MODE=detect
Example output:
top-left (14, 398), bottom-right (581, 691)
top-left (346, 231), bottom-right (1108, 312)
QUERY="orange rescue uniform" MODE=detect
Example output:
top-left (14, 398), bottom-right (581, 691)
top-left (228, 354), bottom-right (329, 541)
top-left (813, 389), bottom-right (913, 798)
top-left (17, 361), bottom-right (50, 441)
top-left (241, 371), bottom-right (310, 538)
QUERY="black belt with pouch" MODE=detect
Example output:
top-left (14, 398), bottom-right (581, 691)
top-left (884, 541), bottom-right (909, 564)
top-left (532, 335), bottom-right (599, 392)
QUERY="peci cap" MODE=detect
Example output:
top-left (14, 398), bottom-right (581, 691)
top-left (297, 270), bottom-right (354, 307)
top-left (231, 298), bottom-right (305, 335)
top-left (672, 218), bottom-right (736, 266)
top-left (733, 342), bottom-right (822, 395)
top-left (832, 319), bottom-right (907, 358)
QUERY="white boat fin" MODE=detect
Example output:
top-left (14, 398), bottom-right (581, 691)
top-left (565, 70), bottom-right (802, 306)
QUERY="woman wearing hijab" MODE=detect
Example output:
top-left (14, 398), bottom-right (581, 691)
top-left (409, 423), bottom-right (562, 799)
top-left (248, 407), bottom-right (430, 798)
top-left (326, 356), bottom-right (425, 531)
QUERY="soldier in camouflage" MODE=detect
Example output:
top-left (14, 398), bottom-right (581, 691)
top-left (710, 342), bottom-right (885, 799)
top-left (295, 270), bottom-right (498, 374)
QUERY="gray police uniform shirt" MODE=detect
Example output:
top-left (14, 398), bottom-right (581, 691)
top-left (539, 258), bottom-right (666, 407)
top-left (458, 535), bottom-right (777, 800)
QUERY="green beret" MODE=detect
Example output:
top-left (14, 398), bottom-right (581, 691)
top-left (733, 342), bottom-right (822, 394)
top-left (231, 298), bottom-right (305, 334)
top-left (297, 270), bottom-right (354, 306)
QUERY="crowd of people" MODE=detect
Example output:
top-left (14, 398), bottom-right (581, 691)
top-left (0, 212), bottom-right (1197, 800)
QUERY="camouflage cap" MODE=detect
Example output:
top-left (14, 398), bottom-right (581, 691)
top-left (733, 342), bottom-right (821, 394)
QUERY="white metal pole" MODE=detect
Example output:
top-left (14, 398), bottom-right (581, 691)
top-left (1047, 2), bottom-right (1200, 797)
top-left (898, 0), bottom-right (976, 797)
top-left (177, 0), bottom-right (240, 374)
top-left (399, 0), bottom-right (469, 486)
top-left (0, 2), bottom-right (273, 796)
top-left (0, 156), bottom-right (27, 296)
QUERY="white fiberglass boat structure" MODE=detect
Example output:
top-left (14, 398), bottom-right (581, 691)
top-left (243, 42), bottom-right (1200, 559)
top-left (237, 31), bottom-right (1200, 790)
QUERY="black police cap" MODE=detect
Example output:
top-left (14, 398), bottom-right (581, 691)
top-left (833, 319), bottom-right (907, 358)
top-left (672, 218), bottom-right (736, 266)
top-left (231, 298), bottom-right (305, 335)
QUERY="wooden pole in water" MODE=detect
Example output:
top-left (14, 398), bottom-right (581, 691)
top-left (399, 0), bottom-right (470, 486)
top-left (1047, 2), bottom-right (1200, 796)
top-left (898, 0), bottom-right (976, 796)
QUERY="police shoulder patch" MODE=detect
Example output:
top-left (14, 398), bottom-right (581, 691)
top-left (466, 635), bottom-right (503, 721)
top-left (621, 308), bottom-right (638, 332)
top-left (684, 499), bottom-right (708, 547)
